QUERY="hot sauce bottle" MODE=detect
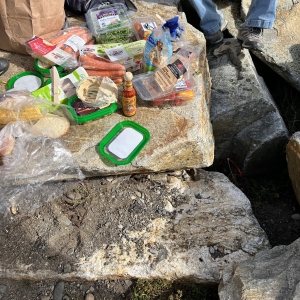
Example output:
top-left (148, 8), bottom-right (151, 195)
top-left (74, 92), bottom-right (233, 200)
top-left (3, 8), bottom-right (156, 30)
top-left (122, 72), bottom-right (136, 117)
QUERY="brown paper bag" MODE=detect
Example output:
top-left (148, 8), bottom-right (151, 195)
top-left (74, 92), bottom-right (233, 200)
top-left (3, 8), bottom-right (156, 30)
top-left (0, 0), bottom-right (66, 55)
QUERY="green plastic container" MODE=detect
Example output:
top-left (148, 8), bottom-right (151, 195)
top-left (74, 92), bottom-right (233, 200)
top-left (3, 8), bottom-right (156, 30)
top-left (34, 59), bottom-right (64, 77)
top-left (67, 95), bottom-right (118, 124)
top-left (7, 71), bottom-right (45, 92)
top-left (98, 120), bottom-right (150, 165)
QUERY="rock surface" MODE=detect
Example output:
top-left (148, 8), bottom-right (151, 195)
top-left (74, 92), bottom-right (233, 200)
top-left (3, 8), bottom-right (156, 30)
top-left (217, 0), bottom-right (300, 92)
top-left (286, 132), bottom-right (300, 205)
top-left (219, 237), bottom-right (300, 300)
top-left (208, 39), bottom-right (289, 175)
top-left (0, 170), bottom-right (270, 283)
top-left (0, 2), bottom-right (214, 182)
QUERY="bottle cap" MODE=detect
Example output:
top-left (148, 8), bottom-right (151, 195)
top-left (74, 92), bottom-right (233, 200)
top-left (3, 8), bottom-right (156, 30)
top-left (124, 72), bottom-right (133, 82)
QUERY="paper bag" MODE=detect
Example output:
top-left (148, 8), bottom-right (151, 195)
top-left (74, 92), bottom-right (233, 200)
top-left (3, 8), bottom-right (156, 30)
top-left (0, 0), bottom-right (66, 55)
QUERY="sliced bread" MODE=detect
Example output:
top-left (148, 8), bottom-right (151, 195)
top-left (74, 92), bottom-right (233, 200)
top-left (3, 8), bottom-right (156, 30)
top-left (30, 113), bottom-right (70, 139)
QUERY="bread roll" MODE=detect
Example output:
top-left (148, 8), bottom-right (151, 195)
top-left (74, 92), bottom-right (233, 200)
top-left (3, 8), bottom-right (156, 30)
top-left (30, 114), bottom-right (70, 139)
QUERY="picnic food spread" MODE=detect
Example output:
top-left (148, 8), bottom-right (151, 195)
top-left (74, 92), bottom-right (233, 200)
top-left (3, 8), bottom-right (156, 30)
top-left (1, 6), bottom-right (200, 165)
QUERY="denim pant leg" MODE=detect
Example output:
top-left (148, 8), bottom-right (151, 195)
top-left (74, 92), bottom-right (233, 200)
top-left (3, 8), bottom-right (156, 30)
top-left (187, 0), bottom-right (223, 35)
top-left (242, 0), bottom-right (278, 29)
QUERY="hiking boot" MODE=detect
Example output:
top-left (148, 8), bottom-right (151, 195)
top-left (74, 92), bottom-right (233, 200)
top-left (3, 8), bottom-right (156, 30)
top-left (0, 58), bottom-right (9, 76)
top-left (205, 30), bottom-right (224, 45)
top-left (237, 27), bottom-right (264, 51)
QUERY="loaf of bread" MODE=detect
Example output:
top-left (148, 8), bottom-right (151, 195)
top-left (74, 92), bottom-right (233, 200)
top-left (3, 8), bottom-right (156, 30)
top-left (30, 113), bottom-right (70, 139)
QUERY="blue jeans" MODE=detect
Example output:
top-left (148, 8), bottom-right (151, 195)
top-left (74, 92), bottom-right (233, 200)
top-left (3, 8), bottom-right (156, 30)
top-left (187, 0), bottom-right (278, 35)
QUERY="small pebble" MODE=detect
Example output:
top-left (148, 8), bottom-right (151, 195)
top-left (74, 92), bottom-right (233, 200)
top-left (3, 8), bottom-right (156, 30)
top-left (10, 206), bottom-right (18, 215)
top-left (292, 214), bottom-right (300, 221)
top-left (0, 284), bottom-right (7, 296)
top-left (63, 264), bottom-right (72, 273)
top-left (85, 293), bottom-right (94, 300)
top-left (53, 281), bottom-right (64, 300)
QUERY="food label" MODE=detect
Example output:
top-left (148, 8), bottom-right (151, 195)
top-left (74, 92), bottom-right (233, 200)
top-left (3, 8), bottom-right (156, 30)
top-left (97, 9), bottom-right (121, 29)
top-left (174, 80), bottom-right (187, 89)
top-left (141, 22), bottom-right (156, 31)
top-left (65, 35), bottom-right (86, 52)
top-left (27, 36), bottom-right (71, 65)
top-left (122, 96), bottom-right (136, 116)
top-left (105, 40), bottom-right (146, 70)
top-left (154, 59), bottom-right (187, 91)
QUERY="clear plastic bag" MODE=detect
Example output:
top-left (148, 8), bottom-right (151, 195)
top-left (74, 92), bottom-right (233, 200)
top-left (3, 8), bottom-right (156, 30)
top-left (0, 89), bottom-right (84, 228)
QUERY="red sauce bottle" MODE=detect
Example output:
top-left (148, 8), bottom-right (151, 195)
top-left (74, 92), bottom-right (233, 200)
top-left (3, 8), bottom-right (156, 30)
top-left (122, 72), bottom-right (136, 117)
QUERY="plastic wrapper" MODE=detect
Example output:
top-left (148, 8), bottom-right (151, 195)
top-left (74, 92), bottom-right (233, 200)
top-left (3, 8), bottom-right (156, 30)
top-left (25, 26), bottom-right (93, 70)
top-left (0, 89), bottom-right (85, 228)
top-left (85, 4), bottom-right (137, 44)
top-left (143, 25), bottom-right (172, 72)
top-left (162, 16), bottom-right (185, 42)
top-left (133, 17), bottom-right (157, 40)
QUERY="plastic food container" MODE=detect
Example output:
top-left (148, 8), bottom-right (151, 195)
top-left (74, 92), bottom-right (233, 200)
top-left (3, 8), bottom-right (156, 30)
top-left (85, 4), bottom-right (137, 44)
top-left (98, 120), bottom-right (150, 165)
top-left (67, 95), bottom-right (118, 124)
top-left (7, 71), bottom-right (44, 92)
top-left (132, 72), bottom-right (197, 106)
top-left (34, 59), bottom-right (65, 78)
top-left (133, 17), bottom-right (157, 40)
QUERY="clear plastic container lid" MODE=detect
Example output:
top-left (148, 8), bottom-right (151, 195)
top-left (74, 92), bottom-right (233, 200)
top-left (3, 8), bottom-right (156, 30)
top-left (85, 4), bottom-right (133, 37)
top-left (132, 72), bottom-right (197, 101)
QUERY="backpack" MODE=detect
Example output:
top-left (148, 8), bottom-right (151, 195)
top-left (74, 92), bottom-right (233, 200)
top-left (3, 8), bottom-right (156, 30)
top-left (65, 0), bottom-right (137, 17)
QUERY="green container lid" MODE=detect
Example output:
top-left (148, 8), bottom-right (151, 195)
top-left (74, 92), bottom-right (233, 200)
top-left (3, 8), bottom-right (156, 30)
top-left (7, 71), bottom-right (44, 92)
top-left (67, 95), bottom-right (118, 124)
top-left (34, 59), bottom-right (64, 77)
top-left (44, 73), bottom-right (68, 86)
top-left (98, 120), bottom-right (150, 165)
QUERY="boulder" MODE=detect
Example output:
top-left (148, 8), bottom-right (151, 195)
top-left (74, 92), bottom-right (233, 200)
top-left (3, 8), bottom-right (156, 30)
top-left (0, 170), bottom-right (270, 283)
top-left (207, 39), bottom-right (289, 175)
top-left (219, 237), bottom-right (300, 300)
top-left (217, 0), bottom-right (300, 92)
top-left (286, 132), bottom-right (300, 205)
top-left (0, 2), bottom-right (214, 183)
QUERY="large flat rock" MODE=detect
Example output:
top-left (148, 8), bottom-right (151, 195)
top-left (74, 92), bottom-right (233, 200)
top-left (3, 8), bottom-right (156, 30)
top-left (0, 2), bottom-right (214, 180)
top-left (0, 170), bottom-right (270, 283)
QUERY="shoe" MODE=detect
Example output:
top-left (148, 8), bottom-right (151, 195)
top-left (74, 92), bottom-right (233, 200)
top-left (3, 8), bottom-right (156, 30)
top-left (205, 30), bottom-right (224, 45)
top-left (0, 58), bottom-right (9, 76)
top-left (237, 27), bottom-right (264, 51)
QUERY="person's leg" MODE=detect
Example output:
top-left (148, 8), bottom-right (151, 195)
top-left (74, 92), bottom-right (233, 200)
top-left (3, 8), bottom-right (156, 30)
top-left (187, 0), bottom-right (224, 44)
top-left (238, 0), bottom-right (278, 50)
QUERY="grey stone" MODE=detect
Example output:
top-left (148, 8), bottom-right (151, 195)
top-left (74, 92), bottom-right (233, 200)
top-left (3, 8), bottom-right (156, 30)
top-left (53, 281), bottom-right (64, 300)
top-left (0, 170), bottom-right (270, 283)
top-left (208, 39), bottom-right (289, 175)
top-left (219, 237), bottom-right (300, 300)
top-left (286, 132), bottom-right (300, 205)
top-left (63, 264), bottom-right (72, 273)
top-left (0, 285), bottom-right (6, 299)
top-left (292, 214), bottom-right (300, 221)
